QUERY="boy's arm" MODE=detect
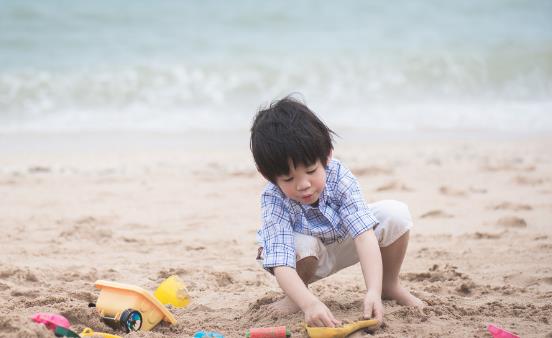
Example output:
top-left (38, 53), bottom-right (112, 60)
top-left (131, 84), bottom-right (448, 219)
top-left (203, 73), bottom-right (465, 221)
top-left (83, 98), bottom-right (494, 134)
top-left (353, 229), bottom-right (384, 323)
top-left (273, 266), bottom-right (341, 327)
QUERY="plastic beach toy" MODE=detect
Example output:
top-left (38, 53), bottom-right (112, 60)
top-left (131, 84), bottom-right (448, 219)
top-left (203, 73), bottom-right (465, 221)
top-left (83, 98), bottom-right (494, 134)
top-left (93, 279), bottom-right (176, 332)
top-left (305, 319), bottom-right (378, 338)
top-left (54, 326), bottom-right (80, 338)
top-left (31, 313), bottom-right (71, 331)
top-left (193, 331), bottom-right (225, 338)
top-left (246, 326), bottom-right (290, 338)
top-left (154, 275), bottom-right (190, 308)
top-left (487, 324), bottom-right (520, 338)
top-left (80, 327), bottom-right (123, 338)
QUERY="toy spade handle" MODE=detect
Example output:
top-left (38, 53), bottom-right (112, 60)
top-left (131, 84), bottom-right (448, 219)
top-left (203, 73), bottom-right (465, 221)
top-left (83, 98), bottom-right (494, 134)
top-left (246, 326), bottom-right (291, 338)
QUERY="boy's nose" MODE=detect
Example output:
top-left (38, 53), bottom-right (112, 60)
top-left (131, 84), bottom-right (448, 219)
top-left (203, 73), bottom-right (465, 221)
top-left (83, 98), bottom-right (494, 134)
top-left (296, 179), bottom-right (311, 191)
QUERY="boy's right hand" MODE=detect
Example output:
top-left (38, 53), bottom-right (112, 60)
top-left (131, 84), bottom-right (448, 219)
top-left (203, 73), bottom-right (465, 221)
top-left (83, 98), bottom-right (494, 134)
top-left (303, 299), bottom-right (341, 327)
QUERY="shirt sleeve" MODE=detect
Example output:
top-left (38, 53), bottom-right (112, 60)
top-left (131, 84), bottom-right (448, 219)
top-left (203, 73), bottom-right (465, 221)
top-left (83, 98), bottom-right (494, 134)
top-left (335, 164), bottom-right (379, 238)
top-left (259, 189), bottom-right (296, 271)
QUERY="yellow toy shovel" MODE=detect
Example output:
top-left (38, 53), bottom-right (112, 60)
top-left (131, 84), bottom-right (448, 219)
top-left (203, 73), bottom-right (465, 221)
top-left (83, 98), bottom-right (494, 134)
top-left (80, 327), bottom-right (122, 338)
top-left (305, 319), bottom-right (378, 338)
top-left (153, 275), bottom-right (190, 308)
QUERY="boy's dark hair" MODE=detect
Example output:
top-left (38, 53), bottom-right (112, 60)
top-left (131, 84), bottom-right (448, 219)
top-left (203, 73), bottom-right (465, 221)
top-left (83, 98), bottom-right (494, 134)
top-left (250, 96), bottom-right (335, 182)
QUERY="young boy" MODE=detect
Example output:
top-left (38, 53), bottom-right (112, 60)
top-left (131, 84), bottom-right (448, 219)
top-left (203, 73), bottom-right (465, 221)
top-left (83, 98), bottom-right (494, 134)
top-left (250, 96), bottom-right (423, 327)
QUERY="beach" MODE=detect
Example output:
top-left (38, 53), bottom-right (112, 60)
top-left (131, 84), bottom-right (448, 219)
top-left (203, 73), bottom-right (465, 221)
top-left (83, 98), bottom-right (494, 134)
top-left (2, 0), bottom-right (551, 336)
top-left (1, 131), bottom-right (551, 337)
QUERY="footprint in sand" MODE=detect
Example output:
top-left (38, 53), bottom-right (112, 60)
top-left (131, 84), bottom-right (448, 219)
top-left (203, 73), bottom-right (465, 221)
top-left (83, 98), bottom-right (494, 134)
top-left (0, 282), bottom-right (10, 291)
top-left (58, 216), bottom-right (113, 241)
top-left (426, 157), bottom-right (441, 166)
top-left (513, 175), bottom-right (545, 186)
top-left (439, 186), bottom-right (466, 197)
top-left (481, 159), bottom-right (535, 172)
top-left (403, 264), bottom-right (467, 282)
top-left (537, 243), bottom-right (552, 250)
top-left (157, 268), bottom-right (190, 279)
top-left (455, 281), bottom-right (478, 295)
top-left (420, 209), bottom-right (453, 219)
top-left (185, 245), bottom-right (206, 251)
top-left (60, 224), bottom-right (113, 241)
top-left (490, 202), bottom-right (532, 211)
top-left (376, 180), bottom-right (413, 192)
top-left (122, 222), bottom-right (149, 229)
top-left (188, 303), bottom-right (214, 312)
top-left (69, 291), bottom-right (97, 302)
top-left (0, 179), bottom-right (17, 185)
top-left (25, 295), bottom-right (69, 307)
top-left (469, 186), bottom-right (487, 194)
top-left (212, 271), bottom-right (236, 287)
top-left (28, 165), bottom-right (52, 173)
top-left (496, 216), bottom-right (527, 228)
top-left (58, 269), bottom-right (99, 283)
top-left (471, 232), bottom-right (503, 239)
top-left (121, 236), bottom-right (144, 244)
top-left (352, 165), bottom-right (393, 176)
top-left (229, 170), bottom-right (256, 178)
top-left (0, 267), bottom-right (39, 283)
top-left (11, 288), bottom-right (40, 298)
top-left (503, 272), bottom-right (541, 288)
top-left (252, 293), bottom-right (280, 307)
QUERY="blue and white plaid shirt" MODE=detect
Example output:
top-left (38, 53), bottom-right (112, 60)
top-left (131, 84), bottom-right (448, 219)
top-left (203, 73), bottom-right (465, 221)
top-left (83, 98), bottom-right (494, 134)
top-left (257, 158), bottom-right (378, 271)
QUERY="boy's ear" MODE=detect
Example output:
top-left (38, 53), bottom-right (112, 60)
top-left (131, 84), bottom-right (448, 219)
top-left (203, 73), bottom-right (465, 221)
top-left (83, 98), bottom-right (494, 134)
top-left (327, 150), bottom-right (333, 163)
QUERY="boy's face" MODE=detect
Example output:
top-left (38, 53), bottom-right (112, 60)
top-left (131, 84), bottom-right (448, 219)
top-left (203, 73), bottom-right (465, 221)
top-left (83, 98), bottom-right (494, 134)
top-left (275, 159), bottom-right (327, 205)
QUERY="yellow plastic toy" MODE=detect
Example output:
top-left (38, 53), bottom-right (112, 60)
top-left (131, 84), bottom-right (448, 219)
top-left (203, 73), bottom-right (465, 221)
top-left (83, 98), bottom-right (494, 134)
top-left (305, 319), bottom-right (379, 338)
top-left (93, 279), bottom-right (177, 332)
top-left (153, 275), bottom-right (190, 308)
top-left (80, 327), bottom-right (122, 338)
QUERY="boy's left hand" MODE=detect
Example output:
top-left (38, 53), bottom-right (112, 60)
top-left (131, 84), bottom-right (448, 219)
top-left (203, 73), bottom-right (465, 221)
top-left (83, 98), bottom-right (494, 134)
top-left (363, 290), bottom-right (384, 324)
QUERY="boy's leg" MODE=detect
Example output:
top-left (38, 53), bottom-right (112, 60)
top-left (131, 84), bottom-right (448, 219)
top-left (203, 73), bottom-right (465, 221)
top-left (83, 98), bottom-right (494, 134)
top-left (371, 200), bottom-right (424, 307)
top-left (268, 256), bottom-right (318, 313)
top-left (380, 231), bottom-right (424, 306)
top-left (266, 200), bottom-right (424, 312)
top-left (268, 233), bottom-right (322, 314)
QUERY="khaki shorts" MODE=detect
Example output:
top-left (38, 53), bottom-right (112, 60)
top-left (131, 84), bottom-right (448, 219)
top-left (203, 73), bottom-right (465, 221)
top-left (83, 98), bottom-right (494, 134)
top-left (257, 200), bottom-right (413, 282)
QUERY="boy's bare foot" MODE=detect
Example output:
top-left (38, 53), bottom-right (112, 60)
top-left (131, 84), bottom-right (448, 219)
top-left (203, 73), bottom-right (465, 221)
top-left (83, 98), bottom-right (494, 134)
top-left (383, 285), bottom-right (424, 307)
top-left (267, 296), bottom-right (301, 314)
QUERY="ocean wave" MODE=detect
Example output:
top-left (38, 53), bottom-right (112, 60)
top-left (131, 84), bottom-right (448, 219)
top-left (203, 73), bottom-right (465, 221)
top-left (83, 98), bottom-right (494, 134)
top-left (0, 53), bottom-right (551, 131)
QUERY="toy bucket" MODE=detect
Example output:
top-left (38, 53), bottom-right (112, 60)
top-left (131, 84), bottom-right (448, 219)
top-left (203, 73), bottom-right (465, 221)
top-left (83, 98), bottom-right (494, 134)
top-left (154, 275), bottom-right (190, 308)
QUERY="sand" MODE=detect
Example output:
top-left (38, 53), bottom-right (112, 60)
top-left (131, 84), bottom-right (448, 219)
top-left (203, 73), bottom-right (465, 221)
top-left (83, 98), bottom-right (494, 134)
top-left (0, 131), bottom-right (551, 338)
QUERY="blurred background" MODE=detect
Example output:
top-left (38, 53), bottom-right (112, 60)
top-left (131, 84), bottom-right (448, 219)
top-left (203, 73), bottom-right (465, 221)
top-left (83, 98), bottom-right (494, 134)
top-left (1, 0), bottom-right (551, 133)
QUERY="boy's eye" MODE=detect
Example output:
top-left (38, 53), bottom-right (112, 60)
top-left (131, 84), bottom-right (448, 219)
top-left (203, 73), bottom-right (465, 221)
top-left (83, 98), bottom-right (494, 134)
top-left (307, 167), bottom-right (317, 174)
top-left (282, 177), bottom-right (293, 182)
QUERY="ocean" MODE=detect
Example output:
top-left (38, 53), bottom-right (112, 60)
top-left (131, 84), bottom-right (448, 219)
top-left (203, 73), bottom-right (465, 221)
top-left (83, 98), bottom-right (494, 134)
top-left (1, 0), bottom-right (551, 132)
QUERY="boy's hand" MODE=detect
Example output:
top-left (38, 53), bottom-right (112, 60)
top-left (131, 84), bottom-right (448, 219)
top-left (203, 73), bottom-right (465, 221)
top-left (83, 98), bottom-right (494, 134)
top-left (304, 299), bottom-right (341, 327)
top-left (363, 290), bottom-right (384, 324)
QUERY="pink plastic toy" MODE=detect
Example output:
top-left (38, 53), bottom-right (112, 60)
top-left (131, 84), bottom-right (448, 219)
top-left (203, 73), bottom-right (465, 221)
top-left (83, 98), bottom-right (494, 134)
top-left (32, 313), bottom-right (71, 331)
top-left (487, 324), bottom-right (520, 338)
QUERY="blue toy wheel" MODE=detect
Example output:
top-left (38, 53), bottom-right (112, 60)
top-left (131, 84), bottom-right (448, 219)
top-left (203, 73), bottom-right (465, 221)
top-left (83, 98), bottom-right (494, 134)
top-left (119, 309), bottom-right (142, 332)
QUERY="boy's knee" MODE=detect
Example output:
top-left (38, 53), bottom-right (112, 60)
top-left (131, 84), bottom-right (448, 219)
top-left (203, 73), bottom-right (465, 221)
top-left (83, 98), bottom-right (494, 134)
top-left (378, 200), bottom-right (412, 227)
top-left (374, 200), bottom-right (413, 246)
top-left (294, 232), bottom-right (322, 261)
top-left (296, 256), bottom-right (318, 284)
